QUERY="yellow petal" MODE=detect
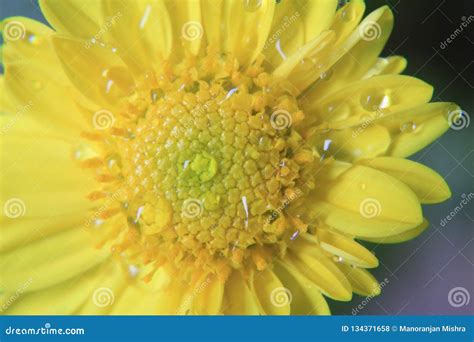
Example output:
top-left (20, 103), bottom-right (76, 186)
top-left (251, 268), bottom-right (290, 315)
top-left (287, 251), bottom-right (352, 301)
top-left (359, 157), bottom-right (451, 203)
top-left (314, 124), bottom-right (391, 161)
top-left (224, 271), bottom-right (260, 315)
top-left (387, 103), bottom-right (459, 157)
top-left (2, 263), bottom-right (105, 315)
top-left (52, 35), bottom-right (134, 108)
top-left (0, 136), bottom-right (97, 221)
top-left (295, 5), bottom-right (393, 92)
top-left (330, 0), bottom-right (366, 46)
top-left (222, 0), bottom-right (275, 66)
top-left (336, 263), bottom-right (381, 296)
top-left (200, 0), bottom-right (223, 50)
top-left (363, 56), bottom-right (407, 79)
top-left (303, 75), bottom-right (433, 128)
top-left (265, 0), bottom-right (337, 68)
top-left (0, 228), bottom-right (109, 292)
top-left (101, 0), bottom-right (172, 72)
top-left (307, 4), bottom-right (393, 99)
top-left (39, 0), bottom-right (101, 39)
top-left (165, 0), bottom-right (202, 57)
top-left (317, 229), bottom-right (379, 268)
top-left (307, 163), bottom-right (423, 237)
top-left (360, 218), bottom-right (429, 244)
top-left (1, 17), bottom-right (55, 67)
top-left (273, 30), bottom-right (336, 81)
top-left (275, 260), bottom-right (330, 315)
top-left (0, 213), bottom-right (87, 253)
top-left (3, 67), bottom-right (86, 134)
top-left (190, 274), bottom-right (224, 315)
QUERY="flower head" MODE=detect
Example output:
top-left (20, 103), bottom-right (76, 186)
top-left (0, 0), bottom-right (456, 315)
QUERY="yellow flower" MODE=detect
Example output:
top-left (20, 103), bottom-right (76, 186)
top-left (0, 0), bottom-right (457, 315)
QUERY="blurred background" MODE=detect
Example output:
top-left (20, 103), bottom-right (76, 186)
top-left (1, 0), bottom-right (472, 315)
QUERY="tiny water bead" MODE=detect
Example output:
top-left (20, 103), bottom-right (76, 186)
top-left (82, 56), bottom-right (319, 275)
top-left (243, 0), bottom-right (263, 12)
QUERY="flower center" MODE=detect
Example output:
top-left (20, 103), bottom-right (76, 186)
top-left (82, 55), bottom-right (318, 279)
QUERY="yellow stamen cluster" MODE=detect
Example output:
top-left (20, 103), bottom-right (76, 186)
top-left (83, 54), bottom-right (318, 279)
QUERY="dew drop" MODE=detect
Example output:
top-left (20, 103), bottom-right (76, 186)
top-left (400, 121), bottom-right (417, 133)
top-left (150, 88), bottom-right (164, 103)
top-left (243, 0), bottom-right (262, 12)
top-left (361, 90), bottom-right (392, 111)
top-left (220, 87), bottom-right (238, 104)
top-left (93, 219), bottom-right (104, 227)
top-left (139, 4), bottom-right (152, 29)
top-left (337, 0), bottom-right (349, 10)
top-left (320, 139), bottom-right (332, 161)
top-left (341, 7), bottom-right (355, 22)
top-left (105, 79), bottom-right (114, 94)
top-left (333, 255), bottom-right (344, 263)
top-left (27, 34), bottom-right (41, 45)
top-left (135, 205), bottom-right (145, 223)
top-left (128, 264), bottom-right (139, 277)
top-left (323, 139), bottom-right (332, 152)
top-left (326, 102), bottom-right (351, 121)
top-left (320, 68), bottom-right (333, 81)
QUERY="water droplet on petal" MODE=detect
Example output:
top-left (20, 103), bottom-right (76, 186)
top-left (400, 121), bottom-right (417, 133)
top-left (320, 68), bottom-right (333, 81)
top-left (333, 255), bottom-right (344, 263)
top-left (326, 102), bottom-right (351, 121)
top-left (337, 0), bottom-right (349, 10)
top-left (139, 4), bottom-right (152, 29)
top-left (243, 0), bottom-right (262, 12)
top-left (361, 90), bottom-right (392, 111)
top-left (128, 265), bottom-right (139, 277)
top-left (28, 34), bottom-right (41, 45)
top-left (150, 89), bottom-right (164, 103)
top-left (320, 139), bottom-right (332, 161)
